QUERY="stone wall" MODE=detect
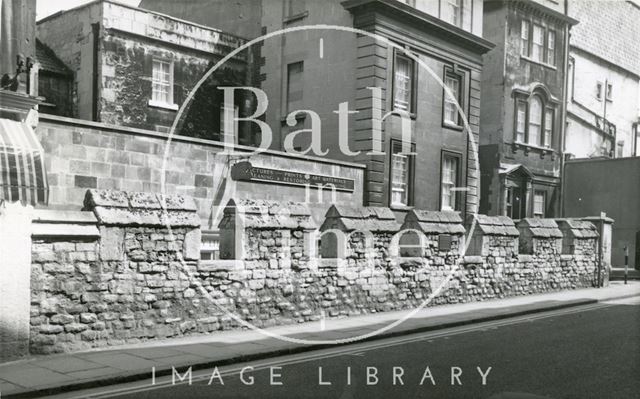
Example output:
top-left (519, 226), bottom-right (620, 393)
top-left (36, 115), bottom-right (365, 228)
top-left (26, 192), bottom-right (605, 356)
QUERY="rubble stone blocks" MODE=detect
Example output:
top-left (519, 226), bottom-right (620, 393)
top-left (467, 215), bottom-right (520, 257)
top-left (399, 210), bottom-right (466, 258)
top-left (218, 198), bottom-right (318, 264)
top-left (319, 205), bottom-right (401, 261)
top-left (23, 190), bottom-right (606, 357)
top-left (516, 218), bottom-right (563, 255)
top-left (29, 189), bottom-right (202, 355)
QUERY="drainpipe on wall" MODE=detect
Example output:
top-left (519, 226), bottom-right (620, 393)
top-left (559, 1), bottom-right (571, 218)
top-left (91, 23), bottom-right (100, 122)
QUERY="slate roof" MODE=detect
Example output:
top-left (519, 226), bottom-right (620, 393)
top-left (36, 40), bottom-right (72, 76)
top-left (517, 218), bottom-right (563, 238)
top-left (556, 219), bottom-right (599, 239)
top-left (474, 215), bottom-right (519, 236)
top-left (320, 205), bottom-right (401, 232)
top-left (401, 210), bottom-right (465, 235)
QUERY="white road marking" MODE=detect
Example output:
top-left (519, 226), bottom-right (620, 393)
top-left (319, 38), bottom-right (324, 59)
top-left (53, 302), bottom-right (614, 399)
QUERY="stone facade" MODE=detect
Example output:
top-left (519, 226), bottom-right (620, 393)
top-left (565, 0), bottom-right (640, 159)
top-left (36, 0), bottom-right (251, 139)
top-left (23, 190), bottom-right (606, 356)
top-left (142, 0), bottom-right (492, 218)
top-left (36, 115), bottom-right (365, 229)
top-left (480, 0), bottom-right (577, 219)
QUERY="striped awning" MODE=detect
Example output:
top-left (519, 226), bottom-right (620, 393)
top-left (0, 119), bottom-right (48, 205)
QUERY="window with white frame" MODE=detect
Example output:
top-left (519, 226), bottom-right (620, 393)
top-left (596, 81), bottom-right (603, 101)
top-left (528, 96), bottom-right (543, 146)
top-left (393, 54), bottom-right (414, 112)
top-left (443, 71), bottom-right (462, 126)
top-left (515, 93), bottom-right (555, 147)
top-left (446, 0), bottom-right (463, 28)
top-left (533, 191), bottom-right (545, 218)
top-left (521, 19), bottom-right (557, 66)
top-left (390, 141), bottom-right (413, 206)
top-left (151, 59), bottom-right (173, 105)
top-left (521, 20), bottom-right (530, 57)
top-left (546, 30), bottom-right (556, 65)
top-left (200, 231), bottom-right (220, 261)
top-left (286, 61), bottom-right (304, 113)
top-left (606, 83), bottom-right (613, 101)
top-left (516, 100), bottom-right (527, 143)
top-left (544, 108), bottom-right (554, 147)
top-left (441, 153), bottom-right (459, 211)
top-left (532, 24), bottom-right (544, 63)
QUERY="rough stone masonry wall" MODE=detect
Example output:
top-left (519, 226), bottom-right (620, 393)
top-left (28, 193), bottom-right (602, 355)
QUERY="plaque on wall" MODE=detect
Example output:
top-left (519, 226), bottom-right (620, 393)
top-left (231, 161), bottom-right (355, 192)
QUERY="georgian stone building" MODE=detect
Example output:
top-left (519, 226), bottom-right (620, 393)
top-left (140, 0), bottom-right (493, 219)
top-left (565, 0), bottom-right (640, 159)
top-left (479, 0), bottom-right (576, 219)
top-left (36, 0), bottom-right (253, 142)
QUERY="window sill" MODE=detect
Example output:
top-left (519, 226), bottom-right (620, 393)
top-left (391, 107), bottom-right (417, 120)
top-left (442, 121), bottom-right (464, 131)
top-left (390, 204), bottom-right (414, 212)
top-left (512, 141), bottom-right (555, 155)
top-left (148, 100), bottom-right (179, 111)
top-left (283, 11), bottom-right (309, 24)
top-left (520, 56), bottom-right (557, 71)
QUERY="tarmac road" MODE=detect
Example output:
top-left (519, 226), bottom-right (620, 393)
top-left (51, 296), bottom-right (640, 399)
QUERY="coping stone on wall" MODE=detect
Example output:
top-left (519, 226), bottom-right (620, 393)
top-left (31, 209), bottom-right (100, 238)
top-left (83, 189), bottom-right (200, 227)
top-left (555, 219), bottom-right (599, 239)
top-left (320, 205), bottom-right (401, 233)
top-left (220, 198), bottom-right (317, 230)
top-left (517, 218), bottom-right (563, 238)
top-left (474, 215), bottom-right (520, 236)
top-left (401, 209), bottom-right (466, 235)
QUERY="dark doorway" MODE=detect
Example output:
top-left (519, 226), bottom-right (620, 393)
top-left (507, 184), bottom-right (525, 220)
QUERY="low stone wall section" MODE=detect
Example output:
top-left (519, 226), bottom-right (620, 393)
top-left (27, 192), bottom-right (605, 355)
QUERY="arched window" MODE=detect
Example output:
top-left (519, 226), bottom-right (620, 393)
top-left (528, 96), bottom-right (542, 146)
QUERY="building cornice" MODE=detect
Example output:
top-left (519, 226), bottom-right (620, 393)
top-left (342, 0), bottom-right (495, 55)
top-left (570, 45), bottom-right (640, 80)
top-left (499, 0), bottom-right (579, 26)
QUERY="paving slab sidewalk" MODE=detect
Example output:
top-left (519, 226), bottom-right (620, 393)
top-left (2, 281), bottom-right (639, 398)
